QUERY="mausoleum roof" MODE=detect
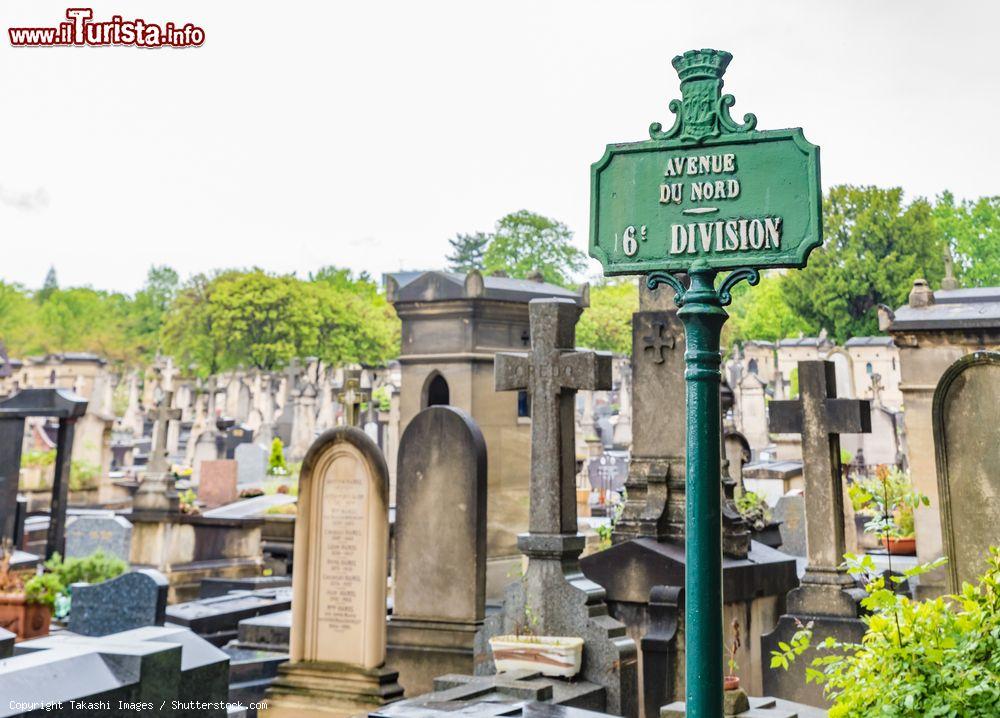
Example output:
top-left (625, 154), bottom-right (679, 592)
top-left (890, 285), bottom-right (1000, 332)
top-left (387, 270), bottom-right (583, 305)
top-left (844, 336), bottom-right (895, 347)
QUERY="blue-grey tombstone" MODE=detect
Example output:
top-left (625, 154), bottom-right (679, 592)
top-left (235, 442), bottom-right (268, 486)
top-left (68, 568), bottom-right (168, 636)
top-left (64, 514), bottom-right (133, 562)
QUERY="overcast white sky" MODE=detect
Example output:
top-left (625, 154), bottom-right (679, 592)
top-left (2, 1), bottom-right (998, 293)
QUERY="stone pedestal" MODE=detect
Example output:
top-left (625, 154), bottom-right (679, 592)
top-left (129, 512), bottom-right (263, 603)
top-left (581, 538), bottom-right (798, 714)
top-left (476, 534), bottom-right (638, 718)
top-left (760, 579), bottom-right (866, 709)
top-left (265, 662), bottom-right (403, 718)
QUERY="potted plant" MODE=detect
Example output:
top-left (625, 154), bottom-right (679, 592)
top-left (488, 607), bottom-right (584, 678)
top-left (0, 541), bottom-right (54, 640)
top-left (852, 466), bottom-right (926, 556)
top-left (725, 617), bottom-right (741, 691)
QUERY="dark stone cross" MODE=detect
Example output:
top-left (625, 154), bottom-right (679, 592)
top-left (495, 298), bottom-right (611, 535)
top-left (338, 369), bottom-right (371, 428)
top-left (769, 360), bottom-right (871, 592)
top-left (642, 320), bottom-right (675, 365)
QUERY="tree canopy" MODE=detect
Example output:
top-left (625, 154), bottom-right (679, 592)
top-left (576, 279), bottom-right (637, 355)
top-left (0, 265), bottom-right (399, 374)
top-left (445, 210), bottom-right (587, 287)
top-left (445, 232), bottom-right (490, 274)
top-left (780, 185), bottom-right (944, 342)
top-left (933, 191), bottom-right (1000, 288)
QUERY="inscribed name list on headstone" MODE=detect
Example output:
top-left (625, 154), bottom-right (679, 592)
top-left (290, 428), bottom-right (389, 670)
top-left (319, 456), bottom-right (367, 636)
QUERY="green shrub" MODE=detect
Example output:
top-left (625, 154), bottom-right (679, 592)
top-left (21, 449), bottom-right (56, 468)
top-left (44, 550), bottom-right (127, 587)
top-left (24, 573), bottom-right (64, 607)
top-left (773, 550), bottom-right (1000, 717)
top-left (268, 438), bottom-right (288, 476)
top-left (372, 385), bottom-right (392, 412)
top-left (69, 460), bottom-right (100, 491)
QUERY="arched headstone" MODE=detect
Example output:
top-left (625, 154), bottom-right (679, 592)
top-left (267, 427), bottom-right (401, 715)
top-left (933, 352), bottom-right (1000, 591)
top-left (388, 406), bottom-right (487, 694)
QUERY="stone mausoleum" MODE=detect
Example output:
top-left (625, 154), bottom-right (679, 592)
top-left (386, 269), bottom-right (588, 596)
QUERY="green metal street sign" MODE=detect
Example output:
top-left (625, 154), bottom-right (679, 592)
top-left (587, 49), bottom-right (824, 718)
top-left (590, 49), bottom-right (822, 275)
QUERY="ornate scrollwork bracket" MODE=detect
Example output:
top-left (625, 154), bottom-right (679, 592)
top-left (646, 272), bottom-right (688, 307)
top-left (717, 268), bottom-right (760, 306)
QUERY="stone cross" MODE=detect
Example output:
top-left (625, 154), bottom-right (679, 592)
top-left (148, 391), bottom-right (182, 474)
top-left (769, 360), bottom-right (871, 583)
top-left (495, 298), bottom-right (611, 535)
top-left (338, 369), bottom-right (371, 428)
top-left (642, 320), bottom-right (675, 364)
top-left (483, 299), bottom-right (635, 715)
top-left (869, 372), bottom-right (884, 408)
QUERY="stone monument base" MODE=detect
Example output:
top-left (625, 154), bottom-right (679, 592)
top-left (580, 537), bottom-right (799, 713)
top-left (129, 512), bottom-right (263, 602)
top-left (761, 612), bottom-right (865, 709)
top-left (386, 618), bottom-right (481, 696)
top-left (661, 694), bottom-right (828, 717)
top-left (264, 661), bottom-right (404, 718)
top-left (371, 669), bottom-right (608, 716)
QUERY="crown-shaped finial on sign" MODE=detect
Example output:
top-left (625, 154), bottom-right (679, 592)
top-left (672, 48), bottom-right (732, 82)
top-left (650, 48), bottom-right (757, 144)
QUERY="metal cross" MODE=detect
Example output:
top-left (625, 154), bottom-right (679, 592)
top-left (495, 298), bottom-right (612, 535)
top-left (642, 321), bottom-right (675, 364)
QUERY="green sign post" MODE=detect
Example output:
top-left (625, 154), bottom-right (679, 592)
top-left (589, 49), bottom-right (822, 718)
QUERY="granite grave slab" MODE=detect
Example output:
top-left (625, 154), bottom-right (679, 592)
top-left (68, 568), bottom-right (168, 637)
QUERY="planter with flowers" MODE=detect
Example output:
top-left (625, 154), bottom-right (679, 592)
top-left (488, 607), bottom-right (584, 678)
top-left (850, 466), bottom-right (926, 556)
top-left (0, 542), bottom-right (54, 640)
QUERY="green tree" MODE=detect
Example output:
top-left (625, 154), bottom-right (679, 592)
top-left (310, 282), bottom-right (398, 366)
top-left (782, 186), bottom-right (943, 342)
top-left (36, 287), bottom-right (131, 361)
top-left (933, 191), bottom-right (1000, 288)
top-left (576, 279), bottom-right (637, 354)
top-left (161, 271), bottom-right (233, 376)
top-left (38, 266), bottom-right (58, 303)
top-left (482, 210), bottom-right (586, 287)
top-left (209, 270), bottom-right (318, 371)
top-left (126, 265), bottom-right (179, 360)
top-left (161, 268), bottom-right (399, 375)
top-left (0, 281), bottom-right (39, 355)
top-left (446, 232), bottom-right (490, 273)
top-left (726, 271), bottom-right (810, 345)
